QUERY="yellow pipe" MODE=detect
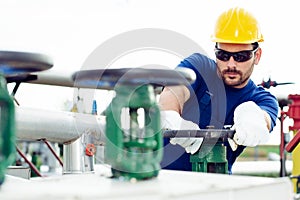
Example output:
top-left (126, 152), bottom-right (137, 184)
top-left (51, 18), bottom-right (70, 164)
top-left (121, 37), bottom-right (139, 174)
top-left (291, 130), bottom-right (300, 193)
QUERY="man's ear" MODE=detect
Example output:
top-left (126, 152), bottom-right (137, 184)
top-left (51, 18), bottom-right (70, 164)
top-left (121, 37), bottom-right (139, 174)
top-left (254, 47), bottom-right (262, 64)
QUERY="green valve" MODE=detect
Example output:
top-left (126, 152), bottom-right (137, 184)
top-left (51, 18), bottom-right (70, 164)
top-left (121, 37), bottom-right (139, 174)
top-left (71, 68), bottom-right (196, 180)
top-left (0, 75), bottom-right (16, 186)
top-left (190, 139), bottom-right (228, 174)
top-left (0, 50), bottom-right (52, 185)
top-left (105, 84), bottom-right (163, 180)
top-left (163, 129), bottom-right (233, 174)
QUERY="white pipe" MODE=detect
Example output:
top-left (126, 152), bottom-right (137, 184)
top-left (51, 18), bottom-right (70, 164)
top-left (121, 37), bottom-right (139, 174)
top-left (28, 70), bottom-right (75, 88)
top-left (15, 106), bottom-right (106, 144)
top-left (63, 138), bottom-right (85, 174)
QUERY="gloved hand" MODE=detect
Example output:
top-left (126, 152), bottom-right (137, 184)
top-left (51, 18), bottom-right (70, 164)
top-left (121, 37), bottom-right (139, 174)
top-left (232, 101), bottom-right (270, 147)
top-left (161, 110), bottom-right (203, 154)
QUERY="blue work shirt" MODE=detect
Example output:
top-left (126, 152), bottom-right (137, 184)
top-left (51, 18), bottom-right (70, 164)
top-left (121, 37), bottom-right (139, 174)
top-left (161, 53), bottom-right (279, 174)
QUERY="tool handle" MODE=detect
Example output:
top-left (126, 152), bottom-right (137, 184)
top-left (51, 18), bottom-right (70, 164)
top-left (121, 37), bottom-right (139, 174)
top-left (163, 129), bottom-right (235, 139)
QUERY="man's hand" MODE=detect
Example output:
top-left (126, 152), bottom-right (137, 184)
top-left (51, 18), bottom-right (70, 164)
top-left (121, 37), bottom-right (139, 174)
top-left (161, 110), bottom-right (203, 154)
top-left (233, 101), bottom-right (270, 147)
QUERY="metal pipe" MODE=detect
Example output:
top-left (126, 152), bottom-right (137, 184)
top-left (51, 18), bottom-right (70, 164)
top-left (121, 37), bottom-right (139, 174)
top-left (40, 139), bottom-right (63, 167)
top-left (286, 130), bottom-right (300, 153)
top-left (27, 70), bottom-right (75, 88)
top-left (16, 145), bottom-right (43, 177)
top-left (279, 111), bottom-right (287, 177)
top-left (15, 106), bottom-right (106, 144)
top-left (63, 139), bottom-right (82, 174)
top-left (163, 129), bottom-right (235, 139)
top-left (286, 94), bottom-right (300, 193)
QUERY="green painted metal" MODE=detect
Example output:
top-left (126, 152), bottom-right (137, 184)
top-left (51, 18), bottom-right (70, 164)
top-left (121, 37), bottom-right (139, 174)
top-left (190, 140), bottom-right (228, 174)
top-left (105, 84), bottom-right (162, 180)
top-left (0, 75), bottom-right (15, 185)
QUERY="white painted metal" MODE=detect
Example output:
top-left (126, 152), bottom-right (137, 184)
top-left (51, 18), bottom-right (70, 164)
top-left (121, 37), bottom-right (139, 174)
top-left (28, 70), bottom-right (75, 88)
top-left (6, 166), bottom-right (31, 180)
top-left (233, 160), bottom-right (293, 175)
top-left (0, 166), bottom-right (294, 200)
top-left (63, 138), bottom-right (85, 174)
top-left (63, 134), bottom-right (95, 174)
top-left (15, 106), bottom-right (106, 144)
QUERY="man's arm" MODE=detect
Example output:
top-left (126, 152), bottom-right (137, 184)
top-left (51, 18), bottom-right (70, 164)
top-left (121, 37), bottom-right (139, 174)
top-left (262, 110), bottom-right (272, 131)
top-left (159, 85), bottom-right (190, 114)
top-left (159, 85), bottom-right (203, 154)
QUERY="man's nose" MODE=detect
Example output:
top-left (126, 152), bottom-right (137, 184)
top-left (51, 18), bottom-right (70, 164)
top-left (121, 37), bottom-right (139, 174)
top-left (227, 56), bottom-right (237, 68)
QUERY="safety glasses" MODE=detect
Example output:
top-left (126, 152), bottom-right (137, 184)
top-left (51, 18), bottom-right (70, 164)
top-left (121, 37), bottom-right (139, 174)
top-left (214, 47), bottom-right (258, 62)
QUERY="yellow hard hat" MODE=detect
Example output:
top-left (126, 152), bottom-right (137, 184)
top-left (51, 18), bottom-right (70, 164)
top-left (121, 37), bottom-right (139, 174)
top-left (211, 7), bottom-right (264, 44)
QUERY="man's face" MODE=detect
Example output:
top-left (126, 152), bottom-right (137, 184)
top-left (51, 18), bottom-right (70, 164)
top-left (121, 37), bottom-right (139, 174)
top-left (215, 43), bottom-right (261, 88)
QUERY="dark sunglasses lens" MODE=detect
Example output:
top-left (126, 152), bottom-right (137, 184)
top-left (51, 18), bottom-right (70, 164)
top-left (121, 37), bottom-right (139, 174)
top-left (215, 49), bottom-right (253, 62)
top-left (215, 50), bottom-right (230, 61)
top-left (233, 51), bottom-right (252, 62)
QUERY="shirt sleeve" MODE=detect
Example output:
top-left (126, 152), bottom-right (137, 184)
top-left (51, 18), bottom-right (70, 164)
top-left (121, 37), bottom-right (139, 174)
top-left (255, 87), bottom-right (279, 131)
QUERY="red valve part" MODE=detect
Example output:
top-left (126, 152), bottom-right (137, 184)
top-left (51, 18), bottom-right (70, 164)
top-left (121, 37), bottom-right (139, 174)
top-left (85, 144), bottom-right (96, 156)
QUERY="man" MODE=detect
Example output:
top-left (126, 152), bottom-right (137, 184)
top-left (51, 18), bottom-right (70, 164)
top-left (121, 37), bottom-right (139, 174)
top-left (159, 7), bottom-right (279, 174)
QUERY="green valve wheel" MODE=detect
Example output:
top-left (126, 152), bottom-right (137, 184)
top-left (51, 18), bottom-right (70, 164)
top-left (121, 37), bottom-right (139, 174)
top-left (105, 84), bottom-right (162, 180)
top-left (0, 50), bottom-right (53, 185)
top-left (0, 75), bottom-right (15, 185)
top-left (72, 67), bottom-right (196, 180)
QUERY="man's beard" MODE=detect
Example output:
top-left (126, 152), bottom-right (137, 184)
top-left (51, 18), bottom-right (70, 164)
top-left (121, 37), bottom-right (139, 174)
top-left (219, 68), bottom-right (250, 87)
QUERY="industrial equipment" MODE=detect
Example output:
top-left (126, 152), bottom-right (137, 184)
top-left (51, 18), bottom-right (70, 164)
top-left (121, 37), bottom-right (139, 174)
top-left (0, 50), bottom-right (53, 185)
top-left (286, 94), bottom-right (300, 193)
top-left (0, 74), bottom-right (15, 185)
top-left (72, 67), bottom-right (195, 180)
top-left (164, 128), bottom-right (235, 173)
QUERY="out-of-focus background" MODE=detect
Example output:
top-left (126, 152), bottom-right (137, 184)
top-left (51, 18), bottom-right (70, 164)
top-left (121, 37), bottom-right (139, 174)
top-left (2, 0), bottom-right (299, 174)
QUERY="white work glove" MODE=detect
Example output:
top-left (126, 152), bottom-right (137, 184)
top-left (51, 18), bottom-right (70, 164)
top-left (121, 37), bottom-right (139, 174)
top-left (161, 110), bottom-right (203, 154)
top-left (232, 101), bottom-right (270, 147)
